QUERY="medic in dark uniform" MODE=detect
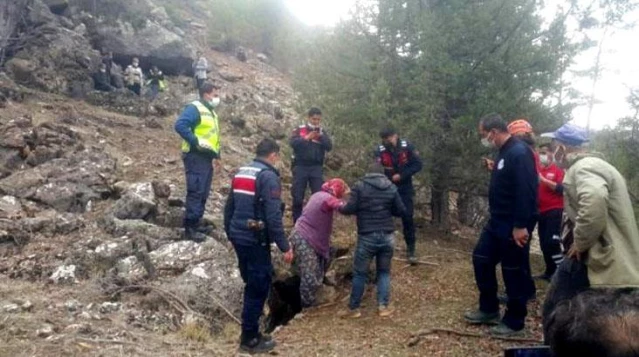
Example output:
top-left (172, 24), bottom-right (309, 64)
top-left (289, 107), bottom-right (333, 223)
top-left (374, 127), bottom-right (423, 263)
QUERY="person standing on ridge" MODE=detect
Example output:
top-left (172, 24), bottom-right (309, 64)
top-left (125, 57), bottom-right (144, 96)
top-left (193, 51), bottom-right (209, 90)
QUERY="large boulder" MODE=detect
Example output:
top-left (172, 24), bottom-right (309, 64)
top-left (7, 1), bottom-right (98, 95)
top-left (0, 150), bottom-right (116, 212)
top-left (111, 182), bottom-right (157, 220)
top-left (114, 238), bottom-right (244, 316)
top-left (83, 1), bottom-right (195, 76)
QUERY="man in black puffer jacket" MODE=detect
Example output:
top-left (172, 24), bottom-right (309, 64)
top-left (339, 163), bottom-right (406, 318)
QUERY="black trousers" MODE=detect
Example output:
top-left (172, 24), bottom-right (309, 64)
top-left (399, 190), bottom-right (415, 256)
top-left (473, 218), bottom-right (536, 330)
top-left (291, 165), bottom-right (323, 223)
top-left (538, 209), bottom-right (564, 277)
top-left (233, 242), bottom-right (272, 342)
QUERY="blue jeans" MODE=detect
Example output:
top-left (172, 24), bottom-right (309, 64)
top-left (232, 242), bottom-right (272, 341)
top-left (349, 232), bottom-right (394, 310)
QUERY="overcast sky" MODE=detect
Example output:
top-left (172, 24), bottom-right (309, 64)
top-left (284, 0), bottom-right (639, 130)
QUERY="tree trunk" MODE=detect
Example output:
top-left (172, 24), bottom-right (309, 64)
top-left (430, 181), bottom-right (450, 231)
top-left (429, 128), bottom-right (451, 232)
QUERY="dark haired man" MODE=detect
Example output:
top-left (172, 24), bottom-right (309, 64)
top-left (464, 114), bottom-right (538, 336)
top-left (174, 82), bottom-right (222, 242)
top-left (374, 127), bottom-right (423, 264)
top-left (545, 289), bottom-right (639, 357)
top-left (289, 107), bottom-right (333, 223)
top-left (224, 138), bottom-right (294, 354)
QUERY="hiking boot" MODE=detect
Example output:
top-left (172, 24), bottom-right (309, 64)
top-left (183, 227), bottom-right (207, 243)
top-left (489, 323), bottom-right (524, 337)
top-left (195, 224), bottom-right (214, 235)
top-left (339, 308), bottom-right (361, 319)
top-left (378, 305), bottom-right (395, 317)
top-left (463, 310), bottom-right (500, 325)
top-left (239, 335), bottom-right (276, 354)
top-left (407, 250), bottom-right (418, 266)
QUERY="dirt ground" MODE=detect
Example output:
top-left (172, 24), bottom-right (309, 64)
top-left (1, 226), bottom-right (549, 357)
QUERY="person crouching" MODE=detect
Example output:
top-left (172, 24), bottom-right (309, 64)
top-left (291, 178), bottom-right (349, 308)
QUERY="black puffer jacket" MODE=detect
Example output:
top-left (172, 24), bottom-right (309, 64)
top-left (340, 173), bottom-right (406, 234)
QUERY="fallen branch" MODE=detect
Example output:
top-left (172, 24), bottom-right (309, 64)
top-left (114, 284), bottom-right (190, 314)
top-left (393, 258), bottom-right (440, 267)
top-left (435, 247), bottom-right (472, 255)
top-left (113, 284), bottom-right (241, 326)
top-left (75, 337), bottom-right (138, 346)
top-left (407, 328), bottom-right (543, 347)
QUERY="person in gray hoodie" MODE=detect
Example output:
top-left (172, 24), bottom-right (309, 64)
top-left (339, 163), bottom-right (406, 318)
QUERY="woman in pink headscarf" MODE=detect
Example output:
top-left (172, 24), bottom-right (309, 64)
top-left (291, 178), bottom-right (349, 308)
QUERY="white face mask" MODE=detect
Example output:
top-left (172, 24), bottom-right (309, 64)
top-left (481, 132), bottom-right (496, 148)
top-left (539, 154), bottom-right (550, 166)
top-left (209, 97), bottom-right (220, 108)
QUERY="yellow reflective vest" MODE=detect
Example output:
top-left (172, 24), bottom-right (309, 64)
top-left (181, 100), bottom-right (220, 155)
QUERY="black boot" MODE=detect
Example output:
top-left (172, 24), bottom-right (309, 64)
top-left (195, 221), bottom-right (215, 235)
top-left (183, 227), bottom-right (207, 243)
top-left (240, 334), bottom-right (276, 354)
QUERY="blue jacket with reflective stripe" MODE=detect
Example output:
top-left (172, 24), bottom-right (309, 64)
top-left (223, 159), bottom-right (289, 252)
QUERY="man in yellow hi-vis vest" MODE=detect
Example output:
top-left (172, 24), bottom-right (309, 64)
top-left (174, 82), bottom-right (221, 242)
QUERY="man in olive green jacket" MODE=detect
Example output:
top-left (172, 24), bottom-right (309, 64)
top-left (541, 124), bottom-right (639, 341)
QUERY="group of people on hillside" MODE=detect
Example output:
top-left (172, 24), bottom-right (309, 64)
top-left (93, 52), bottom-right (166, 99)
top-left (93, 49), bottom-right (213, 99)
top-left (173, 82), bottom-right (639, 356)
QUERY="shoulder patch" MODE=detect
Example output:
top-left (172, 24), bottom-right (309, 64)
top-left (400, 140), bottom-right (408, 148)
top-left (378, 145), bottom-right (386, 152)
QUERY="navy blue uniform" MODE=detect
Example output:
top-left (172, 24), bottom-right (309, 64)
top-left (374, 139), bottom-right (423, 256)
top-left (473, 137), bottom-right (538, 331)
top-left (223, 159), bottom-right (289, 343)
top-left (174, 102), bottom-right (219, 231)
top-left (289, 124), bottom-right (332, 223)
